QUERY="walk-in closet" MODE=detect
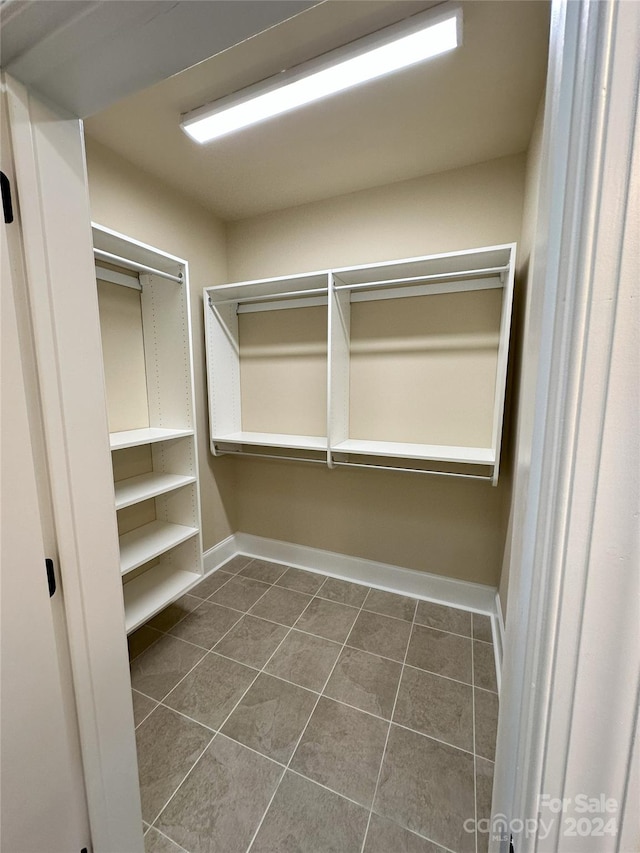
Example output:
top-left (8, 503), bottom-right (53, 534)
top-left (81, 2), bottom-right (551, 851)
top-left (3, 1), bottom-right (568, 851)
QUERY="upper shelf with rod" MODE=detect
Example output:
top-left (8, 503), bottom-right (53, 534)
top-left (203, 243), bottom-right (515, 484)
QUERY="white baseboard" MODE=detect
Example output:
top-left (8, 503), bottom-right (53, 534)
top-left (204, 532), bottom-right (497, 615)
top-left (202, 532), bottom-right (238, 573)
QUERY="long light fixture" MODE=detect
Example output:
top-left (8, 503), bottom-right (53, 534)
top-left (181, 4), bottom-right (462, 144)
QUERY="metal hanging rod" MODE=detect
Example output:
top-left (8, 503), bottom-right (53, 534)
top-left (93, 248), bottom-right (183, 283)
top-left (214, 446), bottom-right (492, 480)
top-left (332, 460), bottom-right (493, 480)
top-left (209, 286), bottom-right (328, 308)
top-left (213, 447), bottom-right (326, 465)
top-left (333, 266), bottom-right (508, 292)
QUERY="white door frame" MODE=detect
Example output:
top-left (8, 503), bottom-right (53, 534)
top-left (5, 74), bottom-right (144, 853)
top-left (493, 1), bottom-right (639, 850)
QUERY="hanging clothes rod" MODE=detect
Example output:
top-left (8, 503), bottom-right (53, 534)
top-left (333, 265), bottom-right (508, 292)
top-left (93, 248), bottom-right (182, 283)
top-left (209, 286), bottom-right (328, 307)
top-left (213, 447), bottom-right (327, 464)
top-left (214, 447), bottom-right (492, 480)
top-left (332, 461), bottom-right (493, 480)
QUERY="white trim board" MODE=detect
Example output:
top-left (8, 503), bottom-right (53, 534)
top-left (203, 532), bottom-right (502, 681)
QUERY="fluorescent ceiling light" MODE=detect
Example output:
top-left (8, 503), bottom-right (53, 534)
top-left (181, 4), bottom-right (462, 144)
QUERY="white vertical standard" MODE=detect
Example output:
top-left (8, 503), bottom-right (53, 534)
top-left (327, 271), bottom-right (351, 467)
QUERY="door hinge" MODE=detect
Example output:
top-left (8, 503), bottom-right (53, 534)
top-left (45, 558), bottom-right (56, 597)
top-left (1, 171), bottom-right (14, 224)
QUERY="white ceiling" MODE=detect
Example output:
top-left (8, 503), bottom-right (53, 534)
top-left (0, 0), bottom-right (317, 116)
top-left (84, 0), bottom-right (550, 222)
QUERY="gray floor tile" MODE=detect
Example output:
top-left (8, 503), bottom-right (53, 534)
top-left (472, 613), bottom-right (493, 644)
top-left (144, 827), bottom-right (188, 853)
top-left (475, 687), bottom-right (499, 760)
top-left (324, 647), bottom-right (402, 719)
top-left (164, 653), bottom-right (257, 730)
top-left (189, 571), bottom-right (234, 600)
top-left (135, 705), bottom-right (212, 824)
top-left (219, 555), bottom-right (253, 575)
top-left (347, 610), bottom-right (412, 662)
top-left (291, 697), bottom-right (388, 808)
top-left (208, 576), bottom-right (270, 612)
top-left (374, 725), bottom-right (476, 853)
top-left (156, 735), bottom-right (282, 853)
top-left (275, 566), bottom-right (326, 595)
top-left (364, 814), bottom-right (446, 853)
top-left (132, 689), bottom-right (158, 727)
top-left (319, 577), bottom-right (370, 608)
top-left (476, 757), bottom-right (495, 853)
top-left (128, 625), bottom-right (163, 661)
top-left (251, 770), bottom-right (368, 853)
top-left (249, 586), bottom-right (312, 626)
top-left (415, 601), bottom-right (472, 637)
top-left (240, 559), bottom-right (288, 584)
top-left (168, 601), bottom-right (242, 649)
top-left (295, 597), bottom-right (359, 642)
top-left (213, 615), bottom-right (288, 669)
top-left (148, 595), bottom-right (204, 632)
top-left (222, 673), bottom-right (317, 763)
top-left (406, 625), bottom-right (472, 684)
top-left (130, 634), bottom-right (206, 701)
top-left (474, 640), bottom-right (498, 692)
top-left (364, 589), bottom-right (417, 622)
top-left (394, 667), bottom-right (473, 751)
top-left (265, 630), bottom-right (342, 691)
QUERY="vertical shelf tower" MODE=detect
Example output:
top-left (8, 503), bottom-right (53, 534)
top-left (93, 223), bottom-right (203, 633)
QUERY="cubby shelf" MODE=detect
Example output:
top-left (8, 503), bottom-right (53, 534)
top-left (119, 520), bottom-right (199, 576)
top-left (212, 432), bottom-right (327, 451)
top-left (114, 472), bottom-right (197, 510)
top-left (109, 427), bottom-right (194, 450)
top-left (331, 439), bottom-right (495, 466)
top-left (123, 564), bottom-right (201, 634)
top-left (204, 243), bottom-right (515, 484)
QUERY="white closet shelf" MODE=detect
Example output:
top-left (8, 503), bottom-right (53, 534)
top-left (114, 472), bottom-right (197, 510)
top-left (110, 427), bottom-right (194, 450)
top-left (123, 564), bottom-right (201, 633)
top-left (119, 520), bottom-right (199, 576)
top-left (212, 431), bottom-right (327, 451)
top-left (332, 439), bottom-right (495, 466)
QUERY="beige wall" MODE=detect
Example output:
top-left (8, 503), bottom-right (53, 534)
top-left (227, 154), bottom-right (526, 585)
top-left (498, 98), bottom-right (546, 613)
top-left (85, 137), bottom-right (236, 550)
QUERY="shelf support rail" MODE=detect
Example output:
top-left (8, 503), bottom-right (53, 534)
top-left (93, 248), bottom-right (183, 283)
top-left (333, 265), bottom-right (509, 293)
top-left (208, 286), bottom-right (328, 311)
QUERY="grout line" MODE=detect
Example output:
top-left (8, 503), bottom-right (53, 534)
top-left (145, 825), bottom-right (190, 853)
top-left (146, 731), bottom-right (216, 828)
top-left (472, 614), bottom-right (478, 853)
top-left (244, 587), bottom-right (372, 853)
top-left (359, 590), bottom-right (417, 853)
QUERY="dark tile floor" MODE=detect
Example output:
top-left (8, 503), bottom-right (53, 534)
top-left (130, 556), bottom-right (499, 853)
